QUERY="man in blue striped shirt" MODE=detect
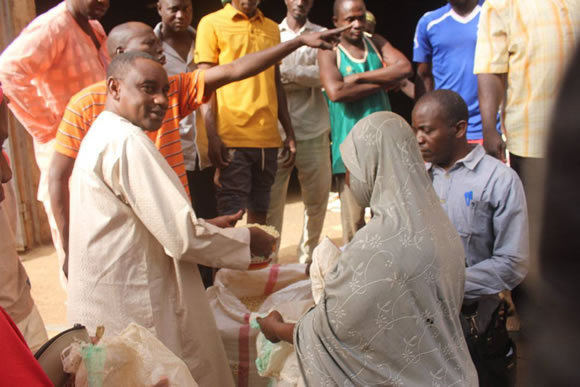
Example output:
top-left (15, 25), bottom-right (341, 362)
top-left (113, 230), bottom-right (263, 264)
top-left (411, 89), bottom-right (528, 384)
top-left (412, 89), bottom-right (528, 323)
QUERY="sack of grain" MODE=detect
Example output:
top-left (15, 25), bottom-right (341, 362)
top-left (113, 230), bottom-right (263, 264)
top-left (207, 264), bottom-right (313, 387)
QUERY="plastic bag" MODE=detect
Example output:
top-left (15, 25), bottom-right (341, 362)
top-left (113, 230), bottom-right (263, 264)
top-left (61, 323), bottom-right (198, 387)
top-left (310, 237), bottom-right (341, 304)
top-left (207, 264), bottom-right (312, 387)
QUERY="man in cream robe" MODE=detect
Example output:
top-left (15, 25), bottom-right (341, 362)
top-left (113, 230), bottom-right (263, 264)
top-left (66, 52), bottom-right (269, 386)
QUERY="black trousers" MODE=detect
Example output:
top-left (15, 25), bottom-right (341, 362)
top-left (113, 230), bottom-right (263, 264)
top-left (187, 166), bottom-right (218, 288)
top-left (509, 153), bottom-right (546, 325)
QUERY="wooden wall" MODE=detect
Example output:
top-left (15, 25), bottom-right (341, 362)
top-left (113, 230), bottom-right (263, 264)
top-left (0, 0), bottom-right (52, 250)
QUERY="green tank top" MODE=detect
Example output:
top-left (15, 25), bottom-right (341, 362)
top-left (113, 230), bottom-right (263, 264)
top-left (326, 36), bottom-right (391, 175)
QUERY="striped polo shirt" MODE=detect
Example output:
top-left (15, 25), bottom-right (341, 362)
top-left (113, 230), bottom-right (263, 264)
top-left (55, 70), bottom-right (207, 197)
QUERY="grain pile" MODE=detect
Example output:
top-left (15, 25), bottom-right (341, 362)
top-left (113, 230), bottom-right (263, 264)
top-left (239, 295), bottom-right (269, 312)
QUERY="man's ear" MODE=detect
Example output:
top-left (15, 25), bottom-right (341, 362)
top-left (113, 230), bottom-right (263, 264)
top-left (333, 16), bottom-right (339, 28)
top-left (455, 120), bottom-right (468, 139)
top-left (157, 1), bottom-right (162, 17)
top-left (107, 77), bottom-right (121, 101)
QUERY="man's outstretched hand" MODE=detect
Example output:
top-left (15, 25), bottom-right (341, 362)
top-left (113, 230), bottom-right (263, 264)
top-left (300, 24), bottom-right (352, 50)
top-left (249, 227), bottom-right (276, 258)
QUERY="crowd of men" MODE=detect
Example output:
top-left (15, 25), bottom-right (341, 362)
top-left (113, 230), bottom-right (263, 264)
top-left (0, 0), bottom-right (578, 385)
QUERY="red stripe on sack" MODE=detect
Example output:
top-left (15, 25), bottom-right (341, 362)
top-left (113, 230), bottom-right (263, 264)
top-left (264, 264), bottom-right (280, 296)
top-left (238, 313), bottom-right (251, 387)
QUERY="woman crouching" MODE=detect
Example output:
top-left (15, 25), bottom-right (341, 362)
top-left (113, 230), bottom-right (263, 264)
top-left (258, 111), bottom-right (478, 386)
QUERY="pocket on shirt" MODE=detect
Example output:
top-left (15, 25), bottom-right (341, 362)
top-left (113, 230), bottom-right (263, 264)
top-left (471, 201), bottom-right (493, 236)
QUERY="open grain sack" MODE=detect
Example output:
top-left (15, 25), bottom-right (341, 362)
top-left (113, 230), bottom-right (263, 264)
top-left (207, 264), bottom-right (313, 387)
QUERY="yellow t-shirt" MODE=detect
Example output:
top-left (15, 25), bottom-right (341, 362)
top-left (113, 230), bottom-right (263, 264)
top-left (195, 4), bottom-right (282, 148)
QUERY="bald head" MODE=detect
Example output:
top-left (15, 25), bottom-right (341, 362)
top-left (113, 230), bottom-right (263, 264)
top-left (107, 22), bottom-right (155, 58)
top-left (333, 0), bottom-right (365, 17)
top-left (106, 22), bottom-right (165, 64)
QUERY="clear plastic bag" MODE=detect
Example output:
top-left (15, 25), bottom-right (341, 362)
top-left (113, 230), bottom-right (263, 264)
top-left (310, 237), bottom-right (341, 304)
top-left (61, 323), bottom-right (198, 387)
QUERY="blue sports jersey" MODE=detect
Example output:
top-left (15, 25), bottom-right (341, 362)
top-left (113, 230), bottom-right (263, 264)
top-left (413, 1), bottom-right (500, 140)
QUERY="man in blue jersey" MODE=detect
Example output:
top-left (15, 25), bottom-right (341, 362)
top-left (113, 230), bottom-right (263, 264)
top-left (319, 0), bottom-right (412, 243)
top-left (413, 0), bottom-right (499, 143)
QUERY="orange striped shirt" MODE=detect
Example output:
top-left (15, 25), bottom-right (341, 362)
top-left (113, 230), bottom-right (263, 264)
top-left (55, 70), bottom-right (206, 197)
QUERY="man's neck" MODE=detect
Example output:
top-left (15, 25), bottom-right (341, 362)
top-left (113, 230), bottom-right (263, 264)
top-left (160, 24), bottom-right (192, 44)
top-left (286, 14), bottom-right (307, 33)
top-left (232, 3), bottom-right (257, 18)
top-left (451, 0), bottom-right (479, 17)
top-left (66, 0), bottom-right (89, 26)
top-left (439, 142), bottom-right (473, 171)
top-left (340, 36), bottom-right (365, 55)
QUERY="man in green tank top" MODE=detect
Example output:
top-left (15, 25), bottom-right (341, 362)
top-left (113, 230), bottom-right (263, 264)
top-left (319, 0), bottom-right (412, 243)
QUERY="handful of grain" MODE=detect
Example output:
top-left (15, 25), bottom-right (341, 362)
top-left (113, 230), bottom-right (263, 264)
top-left (242, 224), bottom-right (280, 268)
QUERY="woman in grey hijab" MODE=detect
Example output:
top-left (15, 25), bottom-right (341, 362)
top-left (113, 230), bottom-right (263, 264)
top-left (258, 111), bottom-right (477, 386)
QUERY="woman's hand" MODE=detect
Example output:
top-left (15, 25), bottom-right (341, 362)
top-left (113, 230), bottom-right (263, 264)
top-left (257, 311), bottom-right (285, 343)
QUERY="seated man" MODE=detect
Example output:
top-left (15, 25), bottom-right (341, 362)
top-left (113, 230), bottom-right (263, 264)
top-left (411, 89), bottom-right (529, 385)
top-left (66, 52), bottom-right (276, 387)
top-left (50, 21), bottom-right (344, 277)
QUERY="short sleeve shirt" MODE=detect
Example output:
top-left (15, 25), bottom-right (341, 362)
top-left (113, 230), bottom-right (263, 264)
top-left (413, 1), bottom-right (499, 141)
top-left (474, 0), bottom-right (580, 157)
top-left (195, 4), bottom-right (282, 148)
top-left (55, 71), bottom-right (207, 196)
top-left (0, 2), bottom-right (108, 143)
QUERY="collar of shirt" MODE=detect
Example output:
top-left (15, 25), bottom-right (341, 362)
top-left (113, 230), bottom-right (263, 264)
top-left (153, 23), bottom-right (196, 72)
top-left (279, 18), bottom-right (316, 35)
top-left (224, 3), bottom-right (264, 22)
top-left (427, 144), bottom-right (486, 174)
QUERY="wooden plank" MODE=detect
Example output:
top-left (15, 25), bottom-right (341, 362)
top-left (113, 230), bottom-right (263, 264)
top-left (1, 0), bottom-right (52, 249)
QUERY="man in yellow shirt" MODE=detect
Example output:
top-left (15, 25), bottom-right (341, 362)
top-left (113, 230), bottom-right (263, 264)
top-left (195, 0), bottom-right (296, 225)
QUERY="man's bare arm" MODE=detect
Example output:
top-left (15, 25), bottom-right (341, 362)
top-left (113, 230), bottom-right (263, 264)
top-left (344, 35), bottom-right (413, 88)
top-left (48, 152), bottom-right (75, 276)
top-left (198, 63), bottom-right (230, 169)
top-left (319, 48), bottom-right (384, 103)
top-left (203, 26), bottom-right (348, 96)
top-left (414, 62), bottom-right (434, 100)
top-left (275, 65), bottom-right (296, 168)
top-left (478, 73), bottom-right (506, 162)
